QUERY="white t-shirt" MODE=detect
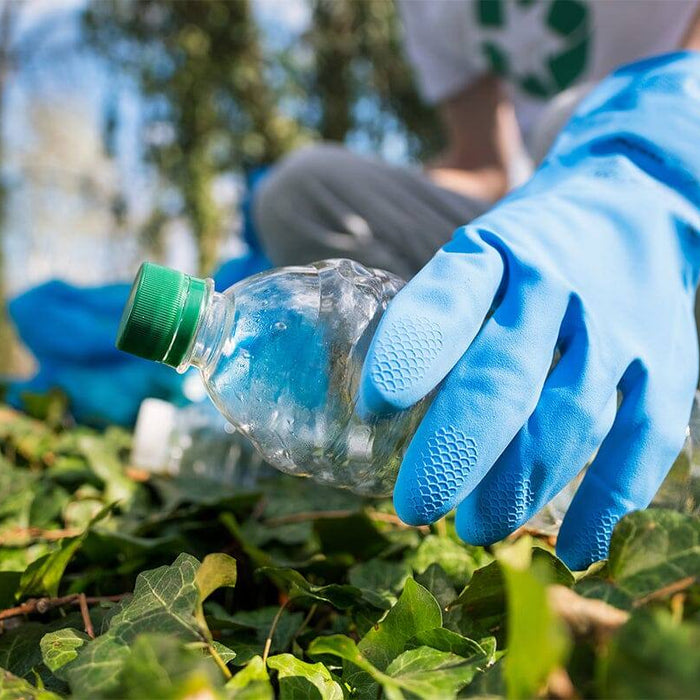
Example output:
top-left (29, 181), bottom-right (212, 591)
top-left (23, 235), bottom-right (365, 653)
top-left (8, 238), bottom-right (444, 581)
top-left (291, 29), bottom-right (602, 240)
top-left (399, 0), bottom-right (699, 136)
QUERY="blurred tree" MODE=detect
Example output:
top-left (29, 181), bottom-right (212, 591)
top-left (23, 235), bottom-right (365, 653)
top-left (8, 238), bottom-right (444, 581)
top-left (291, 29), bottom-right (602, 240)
top-left (0, 1), bottom-right (21, 372)
top-left (84, 0), bottom-right (306, 274)
top-left (306, 0), bottom-right (442, 157)
top-left (84, 0), bottom-right (442, 273)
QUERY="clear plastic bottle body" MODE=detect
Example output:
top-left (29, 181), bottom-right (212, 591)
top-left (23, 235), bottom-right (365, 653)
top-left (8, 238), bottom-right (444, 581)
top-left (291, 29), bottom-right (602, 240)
top-left (185, 259), bottom-right (427, 496)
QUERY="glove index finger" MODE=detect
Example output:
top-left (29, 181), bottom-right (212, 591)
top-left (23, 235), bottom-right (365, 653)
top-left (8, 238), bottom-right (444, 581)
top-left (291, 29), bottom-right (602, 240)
top-left (358, 228), bottom-right (504, 416)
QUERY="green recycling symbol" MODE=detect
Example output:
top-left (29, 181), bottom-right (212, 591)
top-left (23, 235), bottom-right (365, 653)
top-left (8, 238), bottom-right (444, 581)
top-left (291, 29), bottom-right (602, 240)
top-left (476, 0), bottom-right (590, 97)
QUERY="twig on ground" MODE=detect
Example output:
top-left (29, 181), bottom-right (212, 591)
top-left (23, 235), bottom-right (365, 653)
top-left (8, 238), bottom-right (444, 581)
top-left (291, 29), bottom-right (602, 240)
top-left (632, 576), bottom-right (696, 608)
top-left (548, 585), bottom-right (629, 641)
top-left (0, 593), bottom-right (129, 622)
top-left (264, 508), bottom-right (430, 532)
top-left (78, 593), bottom-right (95, 639)
top-left (0, 527), bottom-right (82, 546)
top-left (546, 667), bottom-right (577, 699)
top-left (509, 525), bottom-right (557, 547)
top-left (263, 599), bottom-right (289, 664)
top-left (208, 641), bottom-right (233, 679)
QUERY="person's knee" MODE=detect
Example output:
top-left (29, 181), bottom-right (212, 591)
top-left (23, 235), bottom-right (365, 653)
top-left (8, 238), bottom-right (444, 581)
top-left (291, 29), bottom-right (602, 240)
top-left (254, 144), bottom-right (341, 228)
top-left (252, 143), bottom-right (348, 263)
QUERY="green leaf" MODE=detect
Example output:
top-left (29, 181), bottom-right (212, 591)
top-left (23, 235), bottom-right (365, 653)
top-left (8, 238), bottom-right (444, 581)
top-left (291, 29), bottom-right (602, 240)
top-left (0, 573), bottom-right (20, 609)
top-left (40, 629), bottom-right (89, 678)
top-left (17, 537), bottom-right (85, 600)
top-left (599, 608), bottom-right (700, 699)
top-left (195, 552), bottom-right (237, 629)
top-left (607, 509), bottom-right (700, 599)
top-left (105, 552), bottom-right (203, 642)
top-left (450, 546), bottom-right (573, 633)
top-left (259, 567), bottom-right (364, 609)
top-left (0, 668), bottom-right (61, 700)
top-left (0, 613), bottom-right (111, 687)
top-left (310, 630), bottom-right (491, 700)
top-left (407, 535), bottom-right (480, 589)
top-left (17, 504), bottom-right (114, 599)
top-left (77, 434), bottom-right (137, 506)
top-left (0, 623), bottom-right (50, 684)
top-left (63, 637), bottom-right (131, 697)
top-left (116, 634), bottom-right (224, 699)
top-left (407, 627), bottom-right (492, 661)
top-left (62, 554), bottom-right (221, 696)
top-left (267, 653), bottom-right (343, 700)
top-left (211, 641), bottom-right (236, 665)
top-left (358, 578), bottom-right (442, 671)
top-left (347, 559), bottom-right (410, 608)
top-left (308, 635), bottom-right (404, 699)
top-left (497, 539), bottom-right (570, 700)
top-left (225, 655), bottom-right (273, 700)
top-left (205, 604), bottom-right (304, 666)
top-left (385, 645), bottom-right (489, 698)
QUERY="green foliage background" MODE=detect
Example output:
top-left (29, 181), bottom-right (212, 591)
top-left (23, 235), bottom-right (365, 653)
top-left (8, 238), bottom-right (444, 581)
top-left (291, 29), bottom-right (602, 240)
top-left (0, 400), bottom-right (698, 699)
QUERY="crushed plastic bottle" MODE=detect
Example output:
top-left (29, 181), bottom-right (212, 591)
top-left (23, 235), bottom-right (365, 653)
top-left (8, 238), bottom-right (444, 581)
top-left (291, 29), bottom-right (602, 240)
top-left (117, 259), bottom-right (427, 496)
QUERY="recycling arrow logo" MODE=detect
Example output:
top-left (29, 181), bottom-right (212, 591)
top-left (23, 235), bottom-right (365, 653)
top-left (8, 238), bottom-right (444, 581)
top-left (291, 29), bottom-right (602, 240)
top-left (476, 0), bottom-right (591, 98)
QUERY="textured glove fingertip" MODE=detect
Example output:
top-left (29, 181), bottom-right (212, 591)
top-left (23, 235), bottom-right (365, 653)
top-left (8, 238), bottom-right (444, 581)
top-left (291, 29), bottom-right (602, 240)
top-left (392, 485), bottom-right (434, 527)
top-left (356, 371), bottom-right (404, 418)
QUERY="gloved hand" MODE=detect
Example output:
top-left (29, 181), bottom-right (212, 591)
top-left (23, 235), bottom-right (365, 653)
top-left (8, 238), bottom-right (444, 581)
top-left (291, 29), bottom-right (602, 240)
top-left (360, 52), bottom-right (700, 569)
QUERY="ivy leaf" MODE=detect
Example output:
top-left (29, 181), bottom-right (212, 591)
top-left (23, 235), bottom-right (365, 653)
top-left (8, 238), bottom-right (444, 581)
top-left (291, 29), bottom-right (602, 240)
top-left (17, 538), bottom-right (85, 600)
top-left (0, 573), bottom-right (20, 609)
top-left (598, 608), bottom-right (700, 698)
top-left (39, 629), bottom-right (89, 679)
top-left (308, 635), bottom-right (404, 700)
top-left (359, 578), bottom-right (442, 672)
top-left (607, 509), bottom-right (700, 599)
top-left (194, 552), bottom-right (237, 630)
top-left (259, 567), bottom-right (365, 609)
top-left (0, 623), bottom-right (50, 684)
top-left (385, 645), bottom-right (489, 698)
top-left (211, 641), bottom-right (236, 665)
top-left (77, 435), bottom-right (137, 506)
top-left (115, 634), bottom-right (224, 699)
top-left (0, 669), bottom-right (61, 700)
top-left (62, 554), bottom-right (226, 696)
top-left (63, 638), bottom-right (131, 697)
top-left (267, 653), bottom-right (344, 700)
top-left (310, 631), bottom-right (490, 700)
top-left (340, 578), bottom-right (443, 697)
top-left (407, 535), bottom-right (481, 589)
top-left (0, 612), bottom-right (110, 688)
top-left (407, 627), bottom-right (493, 662)
top-left (450, 546), bottom-right (573, 634)
top-left (225, 655), bottom-right (273, 700)
top-left (17, 504), bottom-right (114, 599)
top-left (348, 559), bottom-right (410, 609)
top-left (497, 538), bottom-right (570, 700)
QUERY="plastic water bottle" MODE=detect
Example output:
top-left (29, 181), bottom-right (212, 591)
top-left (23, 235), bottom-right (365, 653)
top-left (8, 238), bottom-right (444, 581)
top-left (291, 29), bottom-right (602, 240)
top-left (130, 396), bottom-right (265, 488)
top-left (117, 259), bottom-right (427, 496)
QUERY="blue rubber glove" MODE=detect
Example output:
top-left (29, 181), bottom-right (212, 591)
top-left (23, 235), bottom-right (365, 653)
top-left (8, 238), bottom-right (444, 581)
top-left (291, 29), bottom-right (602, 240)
top-left (360, 52), bottom-right (700, 570)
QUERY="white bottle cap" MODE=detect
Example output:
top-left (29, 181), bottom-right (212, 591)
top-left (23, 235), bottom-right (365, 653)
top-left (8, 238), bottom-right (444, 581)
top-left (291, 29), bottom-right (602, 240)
top-left (131, 398), bottom-right (177, 473)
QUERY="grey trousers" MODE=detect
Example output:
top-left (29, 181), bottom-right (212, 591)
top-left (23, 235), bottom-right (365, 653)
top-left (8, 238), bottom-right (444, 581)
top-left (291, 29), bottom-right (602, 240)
top-left (253, 143), bottom-right (490, 279)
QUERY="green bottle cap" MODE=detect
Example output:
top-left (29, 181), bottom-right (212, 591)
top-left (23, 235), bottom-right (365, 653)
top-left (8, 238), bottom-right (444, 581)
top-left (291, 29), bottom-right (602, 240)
top-left (116, 262), bottom-right (208, 368)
